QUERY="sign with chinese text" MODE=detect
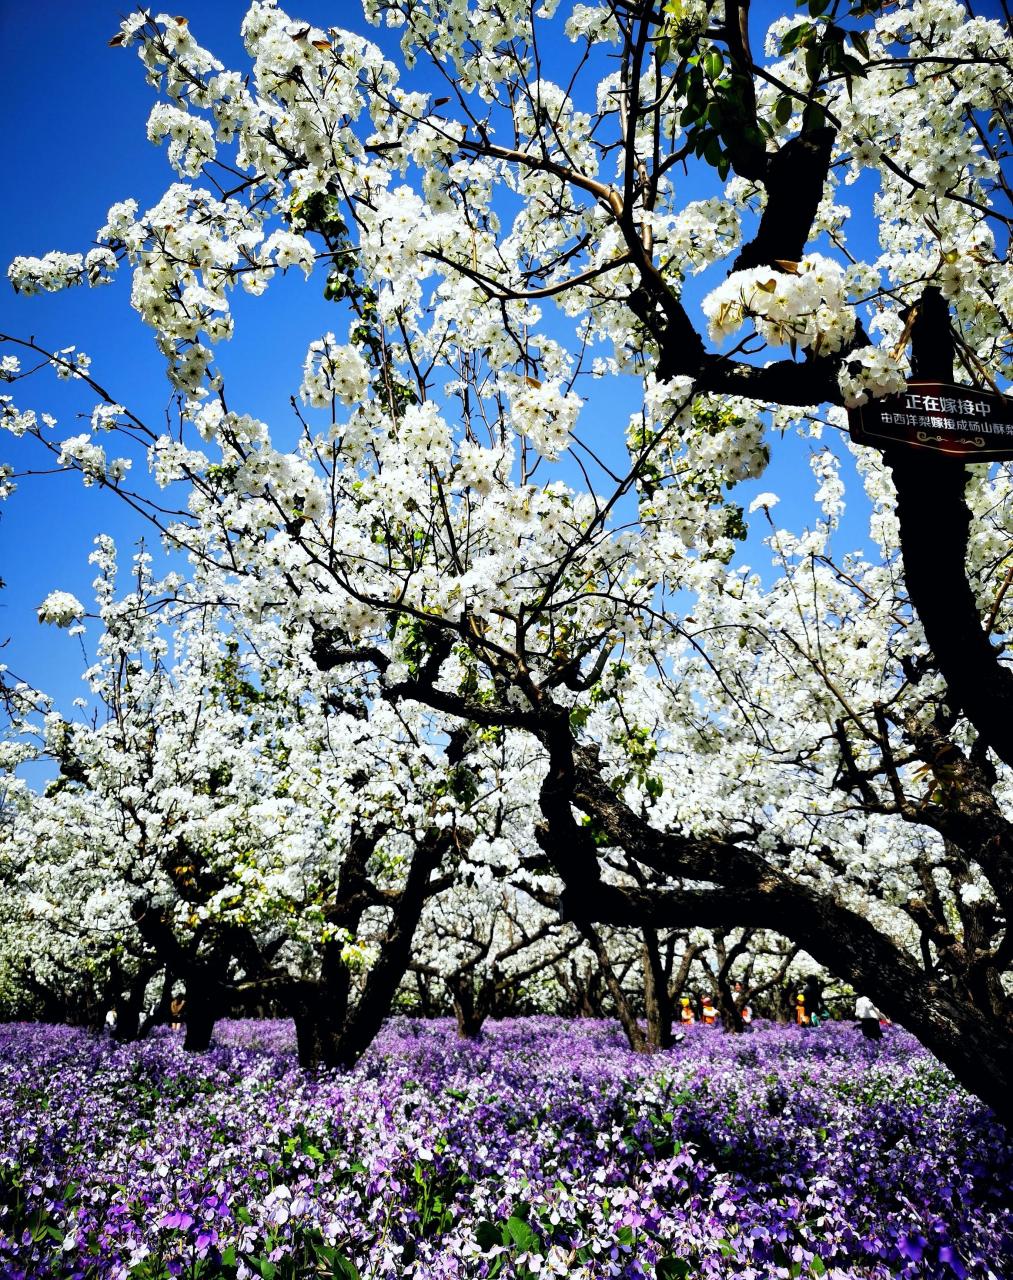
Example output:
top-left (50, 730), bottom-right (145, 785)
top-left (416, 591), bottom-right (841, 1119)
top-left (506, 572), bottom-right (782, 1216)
top-left (848, 381), bottom-right (1013, 461)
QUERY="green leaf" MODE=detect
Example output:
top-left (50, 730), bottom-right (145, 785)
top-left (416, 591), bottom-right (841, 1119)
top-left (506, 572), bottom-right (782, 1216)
top-left (476, 1220), bottom-right (503, 1251)
top-left (779, 21), bottom-right (813, 53)
top-left (811, 1259), bottom-right (828, 1277)
top-left (506, 1215), bottom-right (539, 1252)
top-left (775, 95), bottom-right (794, 126)
top-left (657, 1259), bottom-right (691, 1279)
top-left (703, 48), bottom-right (723, 79)
top-left (848, 28), bottom-right (870, 59)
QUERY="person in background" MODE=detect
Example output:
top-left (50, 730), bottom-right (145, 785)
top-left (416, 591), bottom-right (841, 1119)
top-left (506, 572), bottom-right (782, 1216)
top-left (795, 993), bottom-right (808, 1026)
top-left (679, 996), bottom-right (695, 1026)
top-left (701, 995), bottom-right (718, 1025)
top-left (803, 976), bottom-right (829, 1026)
top-left (170, 992), bottom-right (186, 1032)
top-left (855, 994), bottom-right (883, 1040)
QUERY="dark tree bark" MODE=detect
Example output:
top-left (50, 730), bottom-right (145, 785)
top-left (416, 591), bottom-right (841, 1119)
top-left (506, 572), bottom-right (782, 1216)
top-left (138, 969), bottom-right (175, 1040)
top-left (290, 982), bottom-right (340, 1069)
top-left (287, 827), bottom-right (455, 1069)
top-left (885, 287), bottom-right (1013, 770)
top-left (642, 928), bottom-right (674, 1049)
top-left (705, 931), bottom-right (752, 1034)
top-left (731, 129), bottom-right (837, 270)
top-left (575, 920), bottom-right (648, 1053)
top-left (182, 979), bottom-right (219, 1053)
top-left (450, 977), bottom-right (486, 1040)
top-left (529, 723), bottom-right (1013, 1127)
top-left (111, 960), bottom-right (160, 1044)
top-left (666, 939), bottom-right (700, 1009)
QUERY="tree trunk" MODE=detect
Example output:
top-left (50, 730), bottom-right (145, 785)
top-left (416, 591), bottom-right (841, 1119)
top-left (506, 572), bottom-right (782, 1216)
top-left (577, 921), bottom-right (648, 1052)
top-left (138, 970), bottom-right (175, 1040)
top-left (642, 930), bottom-right (673, 1049)
top-left (716, 973), bottom-right (741, 1034)
top-left (450, 978), bottom-right (486, 1039)
top-left (887, 287), bottom-right (1013, 770)
top-left (291, 985), bottom-right (340, 1070)
top-left (112, 961), bottom-right (160, 1043)
top-left (588, 875), bottom-right (1013, 1127)
top-left (182, 982), bottom-right (218, 1053)
top-left (287, 830), bottom-right (453, 1071)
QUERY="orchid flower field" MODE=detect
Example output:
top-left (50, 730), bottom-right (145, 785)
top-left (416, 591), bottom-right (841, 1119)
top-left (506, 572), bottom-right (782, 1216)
top-left (1, 1018), bottom-right (1010, 1280)
top-left (3, 0), bottom-right (1013, 1276)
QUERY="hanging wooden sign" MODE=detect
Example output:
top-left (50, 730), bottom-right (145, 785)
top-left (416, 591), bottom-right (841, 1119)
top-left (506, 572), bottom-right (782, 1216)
top-left (848, 381), bottom-right (1013, 461)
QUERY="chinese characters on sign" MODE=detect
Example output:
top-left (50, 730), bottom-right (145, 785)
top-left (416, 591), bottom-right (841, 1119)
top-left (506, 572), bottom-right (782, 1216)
top-left (848, 381), bottom-right (1013, 461)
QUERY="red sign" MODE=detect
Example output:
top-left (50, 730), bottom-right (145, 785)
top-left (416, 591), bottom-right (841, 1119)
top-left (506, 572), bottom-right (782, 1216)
top-left (848, 381), bottom-right (1013, 461)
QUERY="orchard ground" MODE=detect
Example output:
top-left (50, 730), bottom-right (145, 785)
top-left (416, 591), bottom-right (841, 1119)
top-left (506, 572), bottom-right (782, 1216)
top-left (0, 1018), bottom-right (1011, 1279)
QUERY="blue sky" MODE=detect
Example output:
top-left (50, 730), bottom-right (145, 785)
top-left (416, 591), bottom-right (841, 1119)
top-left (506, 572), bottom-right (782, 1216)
top-left (0, 1), bottom-right (381, 713)
top-left (1, 0), bottom-right (1003, 727)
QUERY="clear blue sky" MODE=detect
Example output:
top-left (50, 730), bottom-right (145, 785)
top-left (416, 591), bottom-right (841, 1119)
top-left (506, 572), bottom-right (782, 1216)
top-left (0, 1), bottom-right (387, 714)
top-left (1, 0), bottom-right (1003, 724)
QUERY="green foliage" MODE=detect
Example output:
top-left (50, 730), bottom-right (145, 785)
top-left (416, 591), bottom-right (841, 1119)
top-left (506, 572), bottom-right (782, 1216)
top-left (654, 0), bottom-right (872, 178)
top-left (656, 1259), bottom-right (692, 1279)
top-left (474, 1207), bottom-right (544, 1279)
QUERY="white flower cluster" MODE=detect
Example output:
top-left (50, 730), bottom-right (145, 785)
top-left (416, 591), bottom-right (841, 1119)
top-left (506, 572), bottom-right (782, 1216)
top-left (51, 347), bottom-right (91, 381)
top-left (504, 376), bottom-right (582, 460)
top-left (663, 199), bottom-right (742, 278)
top-left (147, 102), bottom-right (217, 178)
top-left (57, 433), bottom-right (131, 485)
top-left (837, 345), bottom-right (908, 408)
top-left (90, 404), bottom-right (125, 432)
top-left (8, 251), bottom-right (85, 295)
top-left (85, 248), bottom-right (118, 286)
top-left (703, 255), bottom-right (856, 354)
top-left (260, 229), bottom-right (316, 278)
top-left (390, 401), bottom-right (451, 467)
top-left (300, 335), bottom-right (370, 408)
top-left (454, 440), bottom-right (510, 497)
top-left (564, 3), bottom-right (620, 41)
top-left (37, 592), bottom-right (85, 627)
top-left (0, 398), bottom-right (47, 439)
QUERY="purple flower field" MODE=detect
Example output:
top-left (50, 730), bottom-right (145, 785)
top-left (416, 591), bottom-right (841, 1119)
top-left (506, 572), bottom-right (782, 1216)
top-left (0, 1019), bottom-right (1010, 1280)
